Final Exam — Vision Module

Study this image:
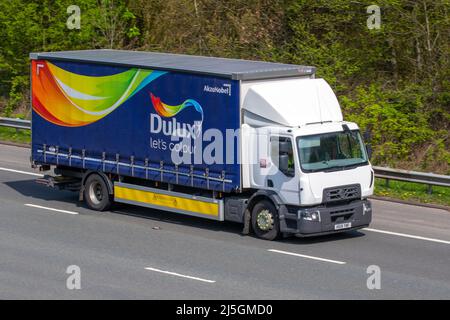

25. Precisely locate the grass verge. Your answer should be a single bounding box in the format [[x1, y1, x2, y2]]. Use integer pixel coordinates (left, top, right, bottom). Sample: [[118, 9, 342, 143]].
[[0, 126, 31, 144], [374, 178, 450, 207]]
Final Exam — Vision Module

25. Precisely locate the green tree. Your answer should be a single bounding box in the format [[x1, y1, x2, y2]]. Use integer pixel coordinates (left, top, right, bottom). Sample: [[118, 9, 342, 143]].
[[0, 0, 448, 172]]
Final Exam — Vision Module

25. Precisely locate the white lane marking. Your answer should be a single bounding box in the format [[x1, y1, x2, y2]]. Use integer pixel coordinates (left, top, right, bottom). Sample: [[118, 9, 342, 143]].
[[268, 249, 346, 265], [25, 204, 78, 215], [363, 228, 450, 245], [145, 267, 216, 283], [0, 167, 43, 177]]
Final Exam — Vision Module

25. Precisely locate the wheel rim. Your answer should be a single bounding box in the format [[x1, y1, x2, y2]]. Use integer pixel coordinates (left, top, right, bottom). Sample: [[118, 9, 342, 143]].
[[88, 181, 103, 205], [256, 209, 274, 231]]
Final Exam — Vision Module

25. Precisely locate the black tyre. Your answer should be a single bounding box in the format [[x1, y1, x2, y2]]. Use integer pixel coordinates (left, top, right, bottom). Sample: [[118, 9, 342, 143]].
[[84, 174, 112, 211], [251, 200, 280, 240]]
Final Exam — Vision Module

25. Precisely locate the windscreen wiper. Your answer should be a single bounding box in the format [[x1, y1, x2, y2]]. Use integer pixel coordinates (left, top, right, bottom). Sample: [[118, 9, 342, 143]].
[[323, 166, 345, 172], [323, 163, 362, 172], [343, 162, 366, 170]]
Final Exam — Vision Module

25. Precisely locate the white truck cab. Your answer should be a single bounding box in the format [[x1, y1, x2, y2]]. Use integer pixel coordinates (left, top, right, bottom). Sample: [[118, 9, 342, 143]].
[[238, 77, 373, 239]]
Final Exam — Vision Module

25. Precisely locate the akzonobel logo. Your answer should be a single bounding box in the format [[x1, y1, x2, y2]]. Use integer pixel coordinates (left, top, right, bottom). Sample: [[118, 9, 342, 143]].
[[203, 83, 231, 96]]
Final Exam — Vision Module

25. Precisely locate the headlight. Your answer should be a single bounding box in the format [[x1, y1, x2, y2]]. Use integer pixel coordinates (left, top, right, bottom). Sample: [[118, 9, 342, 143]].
[[299, 209, 321, 221], [363, 202, 372, 215]]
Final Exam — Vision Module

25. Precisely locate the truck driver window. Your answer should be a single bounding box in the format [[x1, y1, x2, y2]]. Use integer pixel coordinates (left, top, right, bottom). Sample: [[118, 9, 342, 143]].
[[271, 136, 294, 177], [297, 130, 368, 173]]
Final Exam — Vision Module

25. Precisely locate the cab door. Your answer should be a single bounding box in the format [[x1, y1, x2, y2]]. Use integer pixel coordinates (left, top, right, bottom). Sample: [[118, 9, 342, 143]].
[[266, 135, 300, 205]]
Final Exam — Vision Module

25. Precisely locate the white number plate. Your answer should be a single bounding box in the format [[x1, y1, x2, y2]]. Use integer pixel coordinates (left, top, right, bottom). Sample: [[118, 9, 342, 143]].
[[334, 222, 352, 230]]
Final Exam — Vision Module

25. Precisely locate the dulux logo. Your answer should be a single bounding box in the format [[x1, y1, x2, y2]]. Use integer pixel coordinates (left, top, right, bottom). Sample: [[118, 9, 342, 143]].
[[203, 83, 231, 96], [150, 93, 203, 139]]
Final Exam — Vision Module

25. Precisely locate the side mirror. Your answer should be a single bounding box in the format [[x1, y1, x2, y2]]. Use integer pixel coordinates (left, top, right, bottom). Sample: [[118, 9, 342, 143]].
[[366, 144, 372, 160], [363, 129, 372, 160], [363, 130, 371, 141], [279, 154, 290, 175]]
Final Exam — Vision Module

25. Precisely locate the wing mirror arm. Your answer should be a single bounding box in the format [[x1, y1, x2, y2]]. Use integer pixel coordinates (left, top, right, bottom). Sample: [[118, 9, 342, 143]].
[[363, 129, 372, 160]]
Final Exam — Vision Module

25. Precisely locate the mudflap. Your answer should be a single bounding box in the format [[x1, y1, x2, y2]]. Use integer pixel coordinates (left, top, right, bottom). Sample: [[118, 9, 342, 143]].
[[242, 208, 251, 235]]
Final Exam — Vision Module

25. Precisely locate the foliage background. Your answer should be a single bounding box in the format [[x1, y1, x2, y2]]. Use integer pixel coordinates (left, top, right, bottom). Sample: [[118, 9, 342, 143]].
[[0, 0, 448, 173]]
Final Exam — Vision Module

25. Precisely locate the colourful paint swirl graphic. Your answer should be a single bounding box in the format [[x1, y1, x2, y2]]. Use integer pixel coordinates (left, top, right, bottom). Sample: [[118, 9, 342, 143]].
[[32, 60, 166, 127], [150, 93, 203, 123]]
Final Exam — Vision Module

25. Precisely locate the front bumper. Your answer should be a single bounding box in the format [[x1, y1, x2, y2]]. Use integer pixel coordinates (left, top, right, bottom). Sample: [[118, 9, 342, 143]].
[[279, 199, 372, 236]]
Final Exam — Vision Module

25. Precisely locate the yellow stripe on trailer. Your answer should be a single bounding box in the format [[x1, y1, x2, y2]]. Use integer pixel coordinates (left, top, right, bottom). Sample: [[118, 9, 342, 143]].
[[114, 183, 221, 219]]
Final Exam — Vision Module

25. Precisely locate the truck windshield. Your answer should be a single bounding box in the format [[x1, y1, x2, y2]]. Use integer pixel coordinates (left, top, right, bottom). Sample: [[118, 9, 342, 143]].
[[297, 130, 368, 173]]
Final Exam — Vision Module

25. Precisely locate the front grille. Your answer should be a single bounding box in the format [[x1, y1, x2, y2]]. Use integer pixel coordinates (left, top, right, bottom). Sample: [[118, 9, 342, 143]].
[[330, 207, 355, 222], [323, 184, 361, 203]]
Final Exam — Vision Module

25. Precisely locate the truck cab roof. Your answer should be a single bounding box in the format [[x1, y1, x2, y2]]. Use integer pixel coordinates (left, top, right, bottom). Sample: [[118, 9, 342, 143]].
[[242, 78, 343, 127]]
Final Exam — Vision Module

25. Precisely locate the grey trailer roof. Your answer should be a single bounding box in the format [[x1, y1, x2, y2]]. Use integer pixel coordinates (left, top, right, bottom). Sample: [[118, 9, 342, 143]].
[[30, 49, 315, 81]]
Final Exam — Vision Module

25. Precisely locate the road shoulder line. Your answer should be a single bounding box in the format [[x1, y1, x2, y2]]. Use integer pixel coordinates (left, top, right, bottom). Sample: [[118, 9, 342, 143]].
[[25, 203, 78, 215], [145, 267, 216, 283], [0, 166, 43, 177], [363, 228, 450, 245], [268, 249, 346, 265]]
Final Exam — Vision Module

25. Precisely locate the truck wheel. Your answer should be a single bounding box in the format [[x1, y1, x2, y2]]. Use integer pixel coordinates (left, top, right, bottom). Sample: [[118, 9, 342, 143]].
[[251, 200, 280, 240], [84, 174, 112, 211]]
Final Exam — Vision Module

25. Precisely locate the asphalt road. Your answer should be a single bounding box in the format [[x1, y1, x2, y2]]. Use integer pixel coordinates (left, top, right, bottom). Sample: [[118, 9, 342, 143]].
[[0, 144, 449, 299]]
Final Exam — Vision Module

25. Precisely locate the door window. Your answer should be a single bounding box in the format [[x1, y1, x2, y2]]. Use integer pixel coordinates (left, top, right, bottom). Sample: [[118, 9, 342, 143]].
[[270, 136, 294, 177]]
